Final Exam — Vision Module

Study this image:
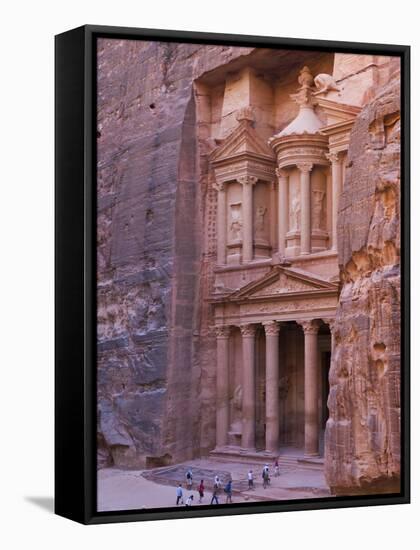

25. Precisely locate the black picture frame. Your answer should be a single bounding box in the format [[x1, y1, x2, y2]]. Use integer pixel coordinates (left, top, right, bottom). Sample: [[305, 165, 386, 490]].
[[55, 24, 410, 525]]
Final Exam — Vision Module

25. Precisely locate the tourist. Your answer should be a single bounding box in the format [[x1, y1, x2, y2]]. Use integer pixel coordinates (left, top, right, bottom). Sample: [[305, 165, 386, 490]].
[[185, 494, 194, 507], [176, 484, 184, 505], [224, 479, 233, 503], [214, 474, 221, 488], [247, 469, 254, 490], [186, 468, 193, 490], [198, 479, 205, 503], [262, 464, 270, 489], [274, 458, 280, 477], [210, 484, 219, 505]]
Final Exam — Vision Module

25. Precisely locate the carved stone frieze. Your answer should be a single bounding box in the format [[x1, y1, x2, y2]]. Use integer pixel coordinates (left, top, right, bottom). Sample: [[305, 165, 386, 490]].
[[240, 296, 337, 316]]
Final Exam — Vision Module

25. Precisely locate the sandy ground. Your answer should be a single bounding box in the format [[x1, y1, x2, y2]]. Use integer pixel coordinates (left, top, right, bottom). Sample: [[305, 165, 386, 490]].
[[97, 457, 330, 512]]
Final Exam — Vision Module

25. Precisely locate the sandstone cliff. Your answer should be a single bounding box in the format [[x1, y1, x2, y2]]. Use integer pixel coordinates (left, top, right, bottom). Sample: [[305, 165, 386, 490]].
[[96, 39, 253, 468], [325, 67, 401, 494]]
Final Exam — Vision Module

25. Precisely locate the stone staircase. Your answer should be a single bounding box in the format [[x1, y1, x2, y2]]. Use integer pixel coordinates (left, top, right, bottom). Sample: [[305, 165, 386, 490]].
[[209, 446, 324, 471]]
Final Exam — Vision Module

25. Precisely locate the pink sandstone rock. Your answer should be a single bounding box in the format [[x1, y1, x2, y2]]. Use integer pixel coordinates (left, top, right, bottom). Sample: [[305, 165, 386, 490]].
[[325, 67, 401, 495]]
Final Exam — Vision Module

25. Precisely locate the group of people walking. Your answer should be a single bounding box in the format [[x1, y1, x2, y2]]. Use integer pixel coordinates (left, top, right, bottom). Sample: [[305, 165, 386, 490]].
[[247, 459, 280, 490], [175, 470, 233, 506], [175, 459, 281, 507]]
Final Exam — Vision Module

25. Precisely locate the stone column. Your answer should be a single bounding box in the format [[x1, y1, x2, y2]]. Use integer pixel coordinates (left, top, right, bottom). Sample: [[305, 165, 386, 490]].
[[297, 163, 313, 255], [326, 152, 343, 251], [276, 168, 289, 256], [215, 325, 231, 449], [323, 316, 336, 385], [263, 321, 281, 453], [269, 180, 277, 251], [214, 181, 227, 265], [238, 175, 257, 263], [240, 323, 257, 450], [322, 317, 336, 356], [299, 320, 321, 456]]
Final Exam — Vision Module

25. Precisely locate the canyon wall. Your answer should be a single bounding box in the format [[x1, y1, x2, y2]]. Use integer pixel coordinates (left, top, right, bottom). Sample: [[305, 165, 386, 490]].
[[96, 39, 253, 468], [325, 62, 401, 494]]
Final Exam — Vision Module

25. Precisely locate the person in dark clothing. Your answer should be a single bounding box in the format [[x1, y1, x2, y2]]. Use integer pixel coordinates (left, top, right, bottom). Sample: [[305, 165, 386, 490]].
[[210, 484, 219, 505], [224, 479, 233, 503]]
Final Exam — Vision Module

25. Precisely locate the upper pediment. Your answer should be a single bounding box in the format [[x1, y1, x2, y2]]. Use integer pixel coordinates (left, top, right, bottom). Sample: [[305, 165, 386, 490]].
[[210, 119, 275, 164], [316, 97, 361, 127], [229, 266, 338, 301]]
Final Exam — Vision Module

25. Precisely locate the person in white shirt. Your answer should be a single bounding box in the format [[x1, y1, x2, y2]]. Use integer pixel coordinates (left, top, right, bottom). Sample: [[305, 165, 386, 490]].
[[176, 484, 183, 505], [185, 495, 194, 506], [247, 469, 254, 490]]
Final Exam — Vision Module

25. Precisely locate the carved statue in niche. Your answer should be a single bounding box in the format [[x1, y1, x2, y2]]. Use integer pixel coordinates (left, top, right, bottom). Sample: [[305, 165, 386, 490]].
[[312, 189, 325, 230], [229, 203, 242, 241], [229, 384, 243, 435], [255, 205, 267, 237], [290, 193, 301, 231]]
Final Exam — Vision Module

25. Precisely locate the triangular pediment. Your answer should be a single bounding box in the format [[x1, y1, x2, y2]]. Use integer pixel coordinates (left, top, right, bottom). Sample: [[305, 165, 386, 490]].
[[210, 120, 275, 163], [229, 266, 337, 301], [316, 97, 361, 127]]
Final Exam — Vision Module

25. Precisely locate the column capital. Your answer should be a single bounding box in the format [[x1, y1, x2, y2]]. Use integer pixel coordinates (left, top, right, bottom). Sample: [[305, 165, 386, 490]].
[[262, 320, 281, 336], [212, 180, 227, 192], [296, 162, 313, 174], [239, 323, 258, 337], [214, 325, 231, 338], [325, 151, 342, 164], [298, 319, 322, 335], [237, 175, 258, 186], [275, 167, 289, 180], [322, 317, 336, 333]]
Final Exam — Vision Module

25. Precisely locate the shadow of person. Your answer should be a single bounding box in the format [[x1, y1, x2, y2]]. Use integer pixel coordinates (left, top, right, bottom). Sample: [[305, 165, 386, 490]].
[[25, 496, 54, 514]]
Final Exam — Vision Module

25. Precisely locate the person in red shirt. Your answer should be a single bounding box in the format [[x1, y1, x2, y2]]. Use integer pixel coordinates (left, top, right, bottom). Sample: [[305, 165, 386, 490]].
[[198, 479, 205, 503]]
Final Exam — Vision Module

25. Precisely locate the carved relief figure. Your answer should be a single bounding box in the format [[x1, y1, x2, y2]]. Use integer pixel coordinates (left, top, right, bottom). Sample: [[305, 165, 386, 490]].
[[232, 384, 242, 411], [313, 73, 341, 95], [312, 190, 325, 229], [229, 203, 242, 241], [229, 384, 243, 435], [255, 205, 267, 237], [290, 193, 301, 230]]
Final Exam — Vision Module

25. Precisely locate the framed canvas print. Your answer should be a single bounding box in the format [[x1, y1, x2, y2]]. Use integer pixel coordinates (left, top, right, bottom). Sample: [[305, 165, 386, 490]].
[[55, 25, 410, 525]]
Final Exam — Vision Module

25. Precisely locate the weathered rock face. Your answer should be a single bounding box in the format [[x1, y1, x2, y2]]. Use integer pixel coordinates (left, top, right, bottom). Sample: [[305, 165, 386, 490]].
[[325, 67, 401, 494], [96, 39, 254, 468]]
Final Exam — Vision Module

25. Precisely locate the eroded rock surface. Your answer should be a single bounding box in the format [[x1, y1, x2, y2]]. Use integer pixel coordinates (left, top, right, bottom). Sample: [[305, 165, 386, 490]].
[[97, 39, 253, 468], [325, 69, 401, 495]]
